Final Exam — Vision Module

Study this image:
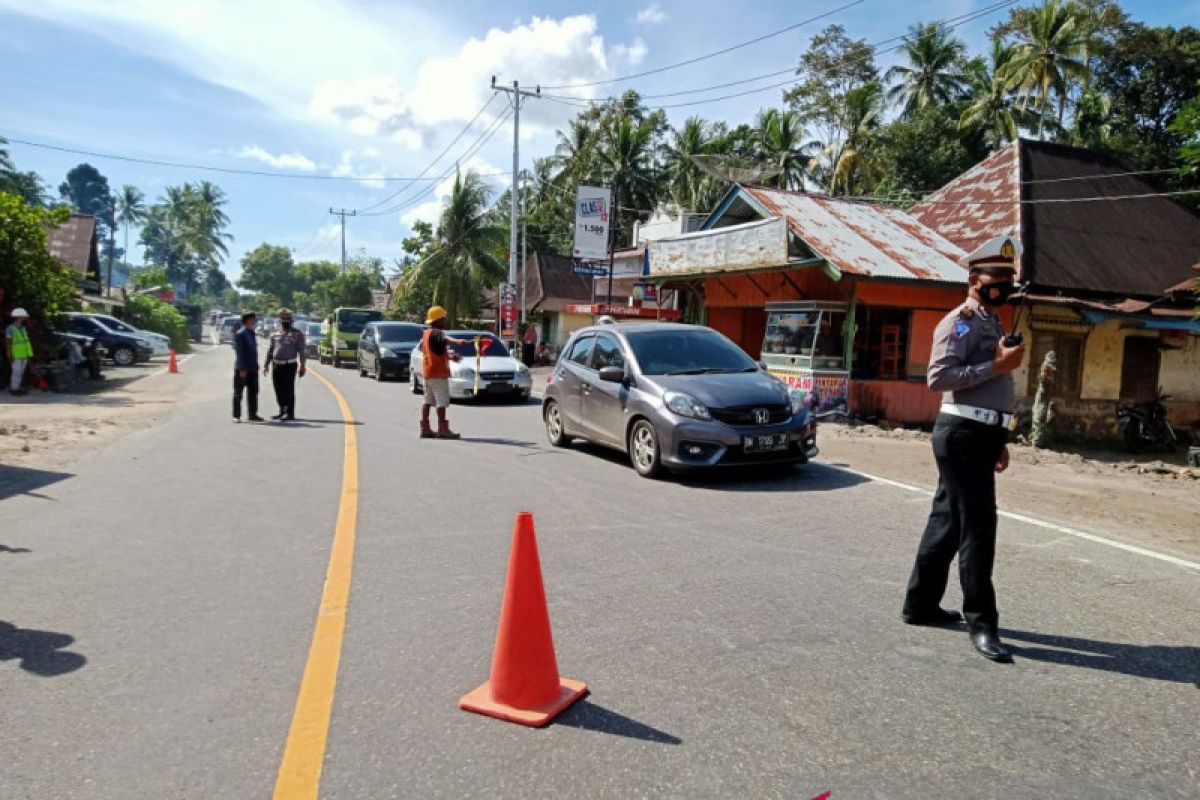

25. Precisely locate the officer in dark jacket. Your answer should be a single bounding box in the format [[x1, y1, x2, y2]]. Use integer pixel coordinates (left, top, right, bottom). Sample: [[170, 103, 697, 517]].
[[233, 311, 263, 422], [902, 236, 1026, 663], [263, 308, 306, 421]]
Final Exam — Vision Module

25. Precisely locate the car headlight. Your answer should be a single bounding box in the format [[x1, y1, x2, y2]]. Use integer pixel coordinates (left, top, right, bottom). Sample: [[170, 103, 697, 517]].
[[516, 363, 530, 375], [456, 365, 475, 379], [664, 390, 711, 420], [379, 346, 396, 358], [789, 388, 808, 415]]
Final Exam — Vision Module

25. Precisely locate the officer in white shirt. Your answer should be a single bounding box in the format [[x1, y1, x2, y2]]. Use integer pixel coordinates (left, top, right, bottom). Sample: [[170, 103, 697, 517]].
[[902, 235, 1026, 663]]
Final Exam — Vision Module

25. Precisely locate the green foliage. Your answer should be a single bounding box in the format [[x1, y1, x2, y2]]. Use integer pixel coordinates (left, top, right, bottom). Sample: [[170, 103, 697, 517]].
[[0, 141, 47, 207], [785, 24, 879, 149], [876, 103, 990, 197], [0, 192, 77, 326], [121, 294, 189, 350], [312, 270, 374, 312], [59, 163, 115, 234], [238, 244, 296, 303], [139, 181, 232, 296], [885, 22, 968, 117], [131, 266, 169, 289]]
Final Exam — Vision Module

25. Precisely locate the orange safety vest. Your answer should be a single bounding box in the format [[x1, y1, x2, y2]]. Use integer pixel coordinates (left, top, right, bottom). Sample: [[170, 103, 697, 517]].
[[422, 328, 451, 379]]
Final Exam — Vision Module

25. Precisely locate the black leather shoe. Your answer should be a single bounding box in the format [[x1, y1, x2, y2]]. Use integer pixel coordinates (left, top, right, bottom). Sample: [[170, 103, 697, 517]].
[[271, 412, 285, 420], [970, 629, 1013, 663], [248, 415, 265, 422], [902, 607, 963, 627]]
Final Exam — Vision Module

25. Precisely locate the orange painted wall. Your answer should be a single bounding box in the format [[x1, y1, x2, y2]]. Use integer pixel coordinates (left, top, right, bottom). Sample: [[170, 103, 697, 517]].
[[851, 380, 943, 423]]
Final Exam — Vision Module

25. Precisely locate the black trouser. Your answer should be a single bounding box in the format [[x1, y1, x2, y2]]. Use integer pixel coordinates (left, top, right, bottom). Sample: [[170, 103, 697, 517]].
[[904, 413, 1008, 631], [233, 369, 259, 419], [271, 362, 298, 416], [522, 342, 535, 366]]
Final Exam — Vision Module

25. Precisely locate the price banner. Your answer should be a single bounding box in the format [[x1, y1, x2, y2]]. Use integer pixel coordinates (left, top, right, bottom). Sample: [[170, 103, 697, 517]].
[[573, 185, 611, 261]]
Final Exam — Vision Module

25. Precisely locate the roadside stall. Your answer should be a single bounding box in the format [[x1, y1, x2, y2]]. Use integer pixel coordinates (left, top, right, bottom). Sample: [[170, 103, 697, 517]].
[[760, 301, 850, 414]]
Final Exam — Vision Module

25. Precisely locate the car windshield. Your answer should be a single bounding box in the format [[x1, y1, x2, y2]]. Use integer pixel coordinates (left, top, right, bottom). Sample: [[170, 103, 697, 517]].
[[97, 316, 135, 333], [625, 328, 757, 376], [446, 334, 509, 358], [306, 323, 324, 337], [336, 309, 382, 333], [376, 323, 422, 343], [222, 319, 238, 330]]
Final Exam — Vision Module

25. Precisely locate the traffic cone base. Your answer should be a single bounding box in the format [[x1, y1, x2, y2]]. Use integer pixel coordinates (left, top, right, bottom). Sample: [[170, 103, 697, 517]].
[[459, 676, 587, 728], [167, 348, 179, 373]]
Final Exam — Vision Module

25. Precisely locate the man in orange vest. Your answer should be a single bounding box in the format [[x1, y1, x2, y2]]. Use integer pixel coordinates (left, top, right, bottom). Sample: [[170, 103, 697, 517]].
[[419, 305, 470, 439]]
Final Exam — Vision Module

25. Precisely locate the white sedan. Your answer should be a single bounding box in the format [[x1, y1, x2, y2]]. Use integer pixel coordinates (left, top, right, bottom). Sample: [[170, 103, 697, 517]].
[[409, 330, 533, 401], [84, 313, 170, 357]]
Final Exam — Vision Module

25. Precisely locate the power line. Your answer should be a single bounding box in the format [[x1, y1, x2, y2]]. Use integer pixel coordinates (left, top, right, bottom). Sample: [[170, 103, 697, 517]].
[[351, 95, 499, 213], [540, 0, 867, 90], [0, 134, 505, 182], [854, 188, 1200, 205]]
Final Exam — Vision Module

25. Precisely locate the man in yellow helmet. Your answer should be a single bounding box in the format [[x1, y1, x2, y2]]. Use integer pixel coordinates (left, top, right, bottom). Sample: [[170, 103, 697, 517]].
[[418, 305, 469, 439]]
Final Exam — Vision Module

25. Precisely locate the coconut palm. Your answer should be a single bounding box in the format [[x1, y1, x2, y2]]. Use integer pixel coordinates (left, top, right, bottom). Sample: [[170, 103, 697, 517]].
[[411, 169, 506, 325], [959, 39, 1028, 149], [663, 116, 717, 210], [594, 114, 658, 246], [553, 119, 596, 188], [115, 185, 147, 273], [1001, 0, 1087, 140], [885, 22, 968, 117], [826, 82, 885, 196], [753, 108, 814, 191]]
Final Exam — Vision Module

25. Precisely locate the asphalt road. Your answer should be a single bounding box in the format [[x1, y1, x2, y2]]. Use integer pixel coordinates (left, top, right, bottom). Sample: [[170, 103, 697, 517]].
[[3, 343, 1198, 799]]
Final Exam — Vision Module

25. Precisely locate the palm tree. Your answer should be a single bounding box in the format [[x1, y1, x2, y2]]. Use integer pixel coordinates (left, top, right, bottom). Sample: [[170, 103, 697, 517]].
[[411, 169, 506, 325], [553, 119, 596, 189], [115, 185, 147, 276], [1001, 0, 1087, 140], [664, 116, 716, 211], [959, 39, 1028, 149], [753, 108, 813, 191], [595, 114, 658, 246], [885, 22, 968, 117], [826, 82, 884, 196]]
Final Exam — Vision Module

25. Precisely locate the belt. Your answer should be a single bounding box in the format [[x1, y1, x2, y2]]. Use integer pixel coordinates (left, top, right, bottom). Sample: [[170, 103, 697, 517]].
[[941, 403, 1014, 429], [273, 358, 297, 365]]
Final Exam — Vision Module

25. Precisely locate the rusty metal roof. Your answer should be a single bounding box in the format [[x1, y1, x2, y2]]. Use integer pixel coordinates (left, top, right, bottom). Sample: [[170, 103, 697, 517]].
[[46, 212, 100, 278], [908, 143, 1018, 257], [739, 186, 967, 282]]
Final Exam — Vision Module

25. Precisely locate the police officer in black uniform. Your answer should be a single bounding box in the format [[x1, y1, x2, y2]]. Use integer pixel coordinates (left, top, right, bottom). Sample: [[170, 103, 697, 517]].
[[902, 235, 1026, 663], [263, 308, 307, 421]]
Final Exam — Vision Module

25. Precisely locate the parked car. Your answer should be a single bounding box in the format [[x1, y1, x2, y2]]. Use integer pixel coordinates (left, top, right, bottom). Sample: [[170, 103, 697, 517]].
[[409, 330, 533, 401], [542, 322, 818, 478], [81, 313, 170, 358], [357, 321, 422, 381], [215, 316, 240, 345], [63, 314, 154, 366], [303, 321, 324, 358]]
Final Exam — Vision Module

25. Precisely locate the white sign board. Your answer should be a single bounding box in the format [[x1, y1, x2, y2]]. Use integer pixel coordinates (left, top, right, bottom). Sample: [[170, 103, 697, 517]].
[[648, 217, 788, 277], [573, 185, 612, 261]]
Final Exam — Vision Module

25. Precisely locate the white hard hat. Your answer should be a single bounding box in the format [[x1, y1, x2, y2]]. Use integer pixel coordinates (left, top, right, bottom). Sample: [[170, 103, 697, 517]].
[[11, 307, 29, 318]]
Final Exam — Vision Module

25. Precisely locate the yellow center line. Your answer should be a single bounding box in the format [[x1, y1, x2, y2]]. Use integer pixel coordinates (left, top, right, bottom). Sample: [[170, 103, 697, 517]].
[[273, 367, 358, 800]]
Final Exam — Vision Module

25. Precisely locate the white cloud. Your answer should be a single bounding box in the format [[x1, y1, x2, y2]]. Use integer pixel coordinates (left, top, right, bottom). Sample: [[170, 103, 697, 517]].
[[400, 156, 507, 227], [330, 149, 388, 189], [635, 3, 669, 26], [612, 38, 648, 67], [232, 145, 316, 171]]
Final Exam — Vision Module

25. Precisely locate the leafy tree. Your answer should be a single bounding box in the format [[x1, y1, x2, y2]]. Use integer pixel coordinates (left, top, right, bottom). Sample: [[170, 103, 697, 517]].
[[877, 103, 989, 198], [312, 270, 374, 313], [0, 140, 46, 206], [238, 244, 297, 303], [1001, 0, 1088, 139], [59, 163, 115, 235], [959, 39, 1031, 149], [886, 22, 968, 117], [131, 265, 169, 289], [785, 25, 879, 150], [139, 181, 233, 296], [1171, 88, 1200, 169], [595, 113, 659, 246], [0, 192, 76, 328], [122, 294, 188, 349], [825, 82, 885, 195]]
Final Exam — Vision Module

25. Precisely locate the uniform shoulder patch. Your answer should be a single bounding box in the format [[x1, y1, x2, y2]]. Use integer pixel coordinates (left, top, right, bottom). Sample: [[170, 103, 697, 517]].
[[959, 305, 974, 319], [953, 319, 971, 338]]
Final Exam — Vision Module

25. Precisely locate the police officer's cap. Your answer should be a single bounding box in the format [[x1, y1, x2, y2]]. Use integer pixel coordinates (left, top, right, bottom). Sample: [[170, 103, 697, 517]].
[[959, 235, 1022, 272]]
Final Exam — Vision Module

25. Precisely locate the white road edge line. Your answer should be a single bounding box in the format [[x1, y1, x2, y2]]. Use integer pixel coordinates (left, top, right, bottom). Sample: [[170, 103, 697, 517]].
[[823, 463, 1200, 573]]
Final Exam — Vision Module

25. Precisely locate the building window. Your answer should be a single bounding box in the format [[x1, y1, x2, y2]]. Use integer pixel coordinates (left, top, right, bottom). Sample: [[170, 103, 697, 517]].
[[1119, 336, 1161, 402], [1028, 332, 1084, 397], [851, 306, 910, 380]]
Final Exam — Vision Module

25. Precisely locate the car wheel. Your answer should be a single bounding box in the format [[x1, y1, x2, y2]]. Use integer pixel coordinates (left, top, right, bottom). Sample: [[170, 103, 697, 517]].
[[544, 400, 570, 447], [111, 346, 135, 367], [410, 371, 423, 394], [359, 357, 368, 377], [628, 419, 662, 478], [333, 354, 342, 368], [374, 359, 386, 382]]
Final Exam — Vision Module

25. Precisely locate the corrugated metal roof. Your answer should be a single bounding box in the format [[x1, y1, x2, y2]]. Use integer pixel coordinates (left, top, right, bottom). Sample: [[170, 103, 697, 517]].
[[908, 143, 1018, 257], [46, 213, 100, 277], [741, 186, 967, 282]]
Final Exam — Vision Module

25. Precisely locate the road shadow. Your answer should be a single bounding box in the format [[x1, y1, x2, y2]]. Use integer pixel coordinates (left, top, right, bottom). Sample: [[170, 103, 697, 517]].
[[0, 545, 32, 554], [556, 699, 682, 744], [457, 437, 540, 449], [1001, 628, 1200, 687], [0, 464, 73, 501], [677, 462, 871, 493], [0, 620, 87, 677]]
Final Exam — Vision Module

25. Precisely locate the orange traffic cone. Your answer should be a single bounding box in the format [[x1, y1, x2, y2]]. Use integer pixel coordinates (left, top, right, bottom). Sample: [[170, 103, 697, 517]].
[[168, 348, 179, 373], [459, 512, 587, 727]]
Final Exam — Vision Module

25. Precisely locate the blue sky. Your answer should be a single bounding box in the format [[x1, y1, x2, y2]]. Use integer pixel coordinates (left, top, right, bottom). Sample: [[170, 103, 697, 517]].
[[0, 0, 1190, 285]]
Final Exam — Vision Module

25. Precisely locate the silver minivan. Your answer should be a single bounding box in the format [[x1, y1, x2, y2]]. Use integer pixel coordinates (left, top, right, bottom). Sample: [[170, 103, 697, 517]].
[[542, 322, 818, 478]]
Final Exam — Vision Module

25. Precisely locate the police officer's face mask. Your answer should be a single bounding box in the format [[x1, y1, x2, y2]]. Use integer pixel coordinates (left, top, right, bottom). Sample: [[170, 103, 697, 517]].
[[281, 320, 292, 329], [979, 281, 1015, 307]]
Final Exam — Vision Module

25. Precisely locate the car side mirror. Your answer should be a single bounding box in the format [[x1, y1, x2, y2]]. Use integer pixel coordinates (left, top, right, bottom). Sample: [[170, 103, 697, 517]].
[[757, 361, 768, 371], [598, 366, 625, 384]]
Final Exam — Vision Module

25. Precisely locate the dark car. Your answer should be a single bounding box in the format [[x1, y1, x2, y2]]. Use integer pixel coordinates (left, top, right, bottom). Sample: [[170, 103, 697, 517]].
[[358, 321, 422, 381], [63, 314, 154, 366], [303, 321, 325, 358], [542, 322, 818, 478]]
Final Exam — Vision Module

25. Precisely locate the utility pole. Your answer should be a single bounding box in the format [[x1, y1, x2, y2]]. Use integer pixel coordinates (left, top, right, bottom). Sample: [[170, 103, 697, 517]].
[[491, 76, 540, 346], [329, 208, 356, 274]]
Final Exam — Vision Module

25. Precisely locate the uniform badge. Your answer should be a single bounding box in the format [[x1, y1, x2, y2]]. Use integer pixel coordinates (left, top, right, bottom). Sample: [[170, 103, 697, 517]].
[[960, 305, 974, 319], [953, 319, 970, 338]]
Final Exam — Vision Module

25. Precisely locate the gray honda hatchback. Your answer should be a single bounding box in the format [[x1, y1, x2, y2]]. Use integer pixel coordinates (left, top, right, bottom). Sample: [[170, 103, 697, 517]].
[[543, 321, 818, 478]]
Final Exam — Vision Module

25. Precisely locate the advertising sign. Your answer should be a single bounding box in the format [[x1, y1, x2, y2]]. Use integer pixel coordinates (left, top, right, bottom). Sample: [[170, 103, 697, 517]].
[[573, 185, 611, 261], [631, 283, 657, 303], [572, 263, 609, 277], [500, 283, 517, 338]]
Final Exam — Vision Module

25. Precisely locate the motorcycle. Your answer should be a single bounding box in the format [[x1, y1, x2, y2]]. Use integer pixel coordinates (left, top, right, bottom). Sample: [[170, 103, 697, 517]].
[[1116, 391, 1177, 453]]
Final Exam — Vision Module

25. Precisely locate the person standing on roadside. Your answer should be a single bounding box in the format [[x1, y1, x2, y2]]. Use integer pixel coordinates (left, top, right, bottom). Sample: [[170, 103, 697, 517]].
[[6, 308, 33, 396], [418, 305, 469, 439], [263, 308, 306, 421], [233, 311, 263, 422], [522, 321, 538, 367], [902, 235, 1026, 664]]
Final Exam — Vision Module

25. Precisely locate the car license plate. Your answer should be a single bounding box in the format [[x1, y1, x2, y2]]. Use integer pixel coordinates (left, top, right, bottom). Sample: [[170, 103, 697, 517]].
[[743, 433, 788, 453], [488, 382, 512, 394]]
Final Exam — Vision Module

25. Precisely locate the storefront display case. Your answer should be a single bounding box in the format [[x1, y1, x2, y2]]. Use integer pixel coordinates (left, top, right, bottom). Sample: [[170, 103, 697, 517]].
[[761, 301, 850, 413]]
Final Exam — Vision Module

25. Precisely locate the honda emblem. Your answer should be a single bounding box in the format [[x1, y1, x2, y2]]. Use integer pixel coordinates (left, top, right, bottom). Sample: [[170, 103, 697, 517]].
[[753, 408, 770, 425]]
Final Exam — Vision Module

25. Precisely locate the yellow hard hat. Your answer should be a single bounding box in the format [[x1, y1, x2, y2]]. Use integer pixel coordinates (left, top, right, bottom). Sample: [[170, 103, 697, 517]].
[[425, 305, 447, 324]]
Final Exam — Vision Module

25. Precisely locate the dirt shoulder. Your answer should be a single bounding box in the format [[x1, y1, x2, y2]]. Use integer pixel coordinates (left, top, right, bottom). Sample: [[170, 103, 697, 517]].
[[818, 422, 1200, 561]]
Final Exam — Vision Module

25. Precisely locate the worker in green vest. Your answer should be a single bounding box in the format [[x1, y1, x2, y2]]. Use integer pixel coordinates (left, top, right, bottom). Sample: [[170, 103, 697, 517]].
[[6, 307, 33, 396]]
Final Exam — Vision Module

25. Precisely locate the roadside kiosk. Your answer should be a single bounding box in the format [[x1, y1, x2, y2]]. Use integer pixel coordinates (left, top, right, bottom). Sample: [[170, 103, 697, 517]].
[[760, 301, 850, 414]]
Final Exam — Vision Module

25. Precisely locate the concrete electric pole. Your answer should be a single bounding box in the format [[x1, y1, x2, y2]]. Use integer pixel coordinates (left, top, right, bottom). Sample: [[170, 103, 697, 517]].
[[490, 77, 539, 344], [329, 208, 357, 274]]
